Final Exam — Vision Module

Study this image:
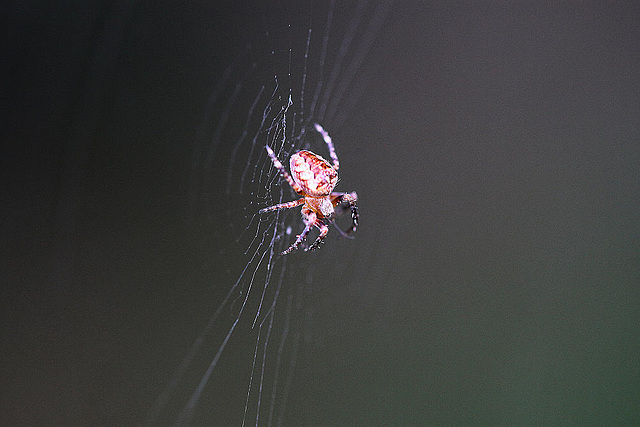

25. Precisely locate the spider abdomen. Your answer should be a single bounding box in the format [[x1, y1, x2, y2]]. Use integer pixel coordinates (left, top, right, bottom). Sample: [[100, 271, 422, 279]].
[[290, 150, 337, 197]]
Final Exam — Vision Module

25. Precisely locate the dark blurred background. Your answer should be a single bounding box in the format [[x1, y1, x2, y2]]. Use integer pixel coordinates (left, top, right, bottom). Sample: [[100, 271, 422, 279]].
[[2, 1, 639, 425]]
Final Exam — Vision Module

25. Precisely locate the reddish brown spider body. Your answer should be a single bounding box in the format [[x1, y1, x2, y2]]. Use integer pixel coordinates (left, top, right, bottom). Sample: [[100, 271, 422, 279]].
[[290, 151, 337, 197], [259, 124, 359, 255]]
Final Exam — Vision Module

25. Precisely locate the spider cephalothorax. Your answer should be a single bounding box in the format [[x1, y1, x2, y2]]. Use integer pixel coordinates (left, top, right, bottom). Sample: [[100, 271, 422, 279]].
[[259, 124, 358, 255]]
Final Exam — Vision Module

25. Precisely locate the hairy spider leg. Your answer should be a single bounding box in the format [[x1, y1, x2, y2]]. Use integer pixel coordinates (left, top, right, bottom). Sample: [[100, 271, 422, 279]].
[[306, 219, 329, 252], [280, 210, 314, 255], [331, 191, 359, 235], [259, 198, 304, 214], [281, 208, 327, 255], [314, 123, 340, 171], [265, 145, 304, 195]]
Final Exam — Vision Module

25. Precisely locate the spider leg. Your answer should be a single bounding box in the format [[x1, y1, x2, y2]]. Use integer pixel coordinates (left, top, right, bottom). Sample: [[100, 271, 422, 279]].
[[259, 198, 304, 214], [265, 145, 304, 195], [331, 191, 358, 235], [313, 123, 339, 170], [330, 219, 355, 239], [281, 208, 317, 255], [305, 219, 329, 252]]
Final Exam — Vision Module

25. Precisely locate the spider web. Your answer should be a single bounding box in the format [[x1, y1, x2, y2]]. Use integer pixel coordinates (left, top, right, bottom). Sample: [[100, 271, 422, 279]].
[[146, 1, 392, 425]]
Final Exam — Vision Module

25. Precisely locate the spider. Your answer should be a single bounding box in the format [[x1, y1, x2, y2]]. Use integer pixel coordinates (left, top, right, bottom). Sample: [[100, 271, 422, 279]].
[[260, 124, 359, 255]]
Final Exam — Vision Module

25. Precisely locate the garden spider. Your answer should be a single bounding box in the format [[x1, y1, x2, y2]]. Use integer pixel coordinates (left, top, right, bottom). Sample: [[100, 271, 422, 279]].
[[260, 124, 359, 255]]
